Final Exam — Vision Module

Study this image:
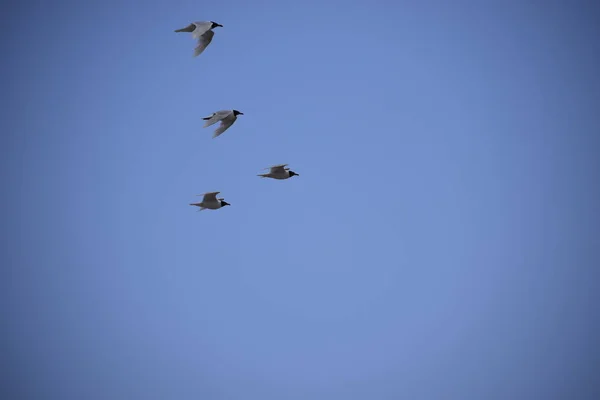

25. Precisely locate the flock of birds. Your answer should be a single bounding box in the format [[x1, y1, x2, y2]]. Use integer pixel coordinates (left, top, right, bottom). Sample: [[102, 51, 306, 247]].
[[175, 20, 300, 212]]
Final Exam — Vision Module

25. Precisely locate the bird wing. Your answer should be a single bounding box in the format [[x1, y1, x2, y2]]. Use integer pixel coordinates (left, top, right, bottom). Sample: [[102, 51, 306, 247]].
[[203, 110, 232, 127], [194, 29, 215, 57], [212, 114, 236, 138], [198, 192, 220, 202], [268, 164, 289, 174], [191, 21, 213, 39]]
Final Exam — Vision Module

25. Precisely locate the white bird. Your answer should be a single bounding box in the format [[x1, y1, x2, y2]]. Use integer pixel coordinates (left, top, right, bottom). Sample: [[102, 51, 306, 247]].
[[202, 110, 244, 138], [257, 164, 300, 180], [175, 21, 223, 57], [190, 192, 231, 211]]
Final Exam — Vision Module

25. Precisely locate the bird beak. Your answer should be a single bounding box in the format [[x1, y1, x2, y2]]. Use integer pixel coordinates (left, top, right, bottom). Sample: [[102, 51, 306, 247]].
[[238, 112, 244, 115], [216, 23, 223, 28]]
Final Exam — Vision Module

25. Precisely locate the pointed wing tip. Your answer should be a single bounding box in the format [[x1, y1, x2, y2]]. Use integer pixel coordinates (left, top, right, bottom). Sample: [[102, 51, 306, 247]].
[[212, 129, 226, 138]]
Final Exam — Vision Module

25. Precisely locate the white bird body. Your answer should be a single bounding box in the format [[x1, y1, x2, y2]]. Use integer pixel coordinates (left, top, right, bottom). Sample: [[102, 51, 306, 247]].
[[257, 164, 299, 180], [190, 192, 230, 211], [202, 109, 244, 138], [189, 21, 214, 39]]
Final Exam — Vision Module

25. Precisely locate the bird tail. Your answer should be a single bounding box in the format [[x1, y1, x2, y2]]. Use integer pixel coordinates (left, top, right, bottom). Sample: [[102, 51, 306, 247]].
[[190, 203, 206, 211]]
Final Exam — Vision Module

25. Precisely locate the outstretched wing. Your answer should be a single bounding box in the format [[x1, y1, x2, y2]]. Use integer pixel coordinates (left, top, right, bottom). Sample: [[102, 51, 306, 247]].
[[213, 115, 236, 138], [268, 164, 289, 174], [198, 191, 220, 202], [194, 29, 215, 57], [203, 110, 232, 127]]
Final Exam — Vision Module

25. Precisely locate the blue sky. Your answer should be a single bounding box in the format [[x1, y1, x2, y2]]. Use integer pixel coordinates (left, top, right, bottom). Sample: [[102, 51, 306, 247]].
[[2, 1, 600, 399]]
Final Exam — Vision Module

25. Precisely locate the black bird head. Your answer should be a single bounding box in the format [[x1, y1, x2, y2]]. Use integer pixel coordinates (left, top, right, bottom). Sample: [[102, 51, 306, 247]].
[[233, 110, 244, 116], [289, 170, 299, 177], [211, 21, 223, 28], [220, 200, 231, 207]]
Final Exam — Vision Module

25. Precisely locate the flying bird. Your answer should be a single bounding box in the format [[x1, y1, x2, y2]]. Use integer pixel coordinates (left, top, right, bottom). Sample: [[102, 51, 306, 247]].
[[175, 21, 223, 57], [257, 164, 300, 180], [190, 192, 230, 211], [202, 110, 244, 138]]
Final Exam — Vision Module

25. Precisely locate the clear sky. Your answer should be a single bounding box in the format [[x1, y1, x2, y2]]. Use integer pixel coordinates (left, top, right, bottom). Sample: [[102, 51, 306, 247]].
[[2, 1, 600, 399]]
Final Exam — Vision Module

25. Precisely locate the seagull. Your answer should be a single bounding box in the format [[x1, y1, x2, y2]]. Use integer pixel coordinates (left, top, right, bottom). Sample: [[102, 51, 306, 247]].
[[175, 21, 223, 57], [202, 110, 244, 138], [257, 164, 300, 180], [190, 192, 230, 211]]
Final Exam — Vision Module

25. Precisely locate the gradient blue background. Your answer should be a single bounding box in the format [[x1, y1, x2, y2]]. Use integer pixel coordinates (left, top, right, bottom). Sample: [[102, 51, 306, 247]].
[[2, 1, 600, 399]]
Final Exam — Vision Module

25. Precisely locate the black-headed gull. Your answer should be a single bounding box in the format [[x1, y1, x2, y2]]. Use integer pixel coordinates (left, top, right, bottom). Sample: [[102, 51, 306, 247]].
[[202, 110, 244, 138], [257, 164, 299, 180], [190, 192, 230, 211], [175, 21, 223, 57]]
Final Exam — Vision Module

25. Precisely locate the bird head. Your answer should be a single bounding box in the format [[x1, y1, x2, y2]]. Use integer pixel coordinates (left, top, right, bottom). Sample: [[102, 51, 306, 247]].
[[211, 21, 223, 28], [233, 110, 244, 116], [289, 170, 299, 177], [220, 200, 231, 207]]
